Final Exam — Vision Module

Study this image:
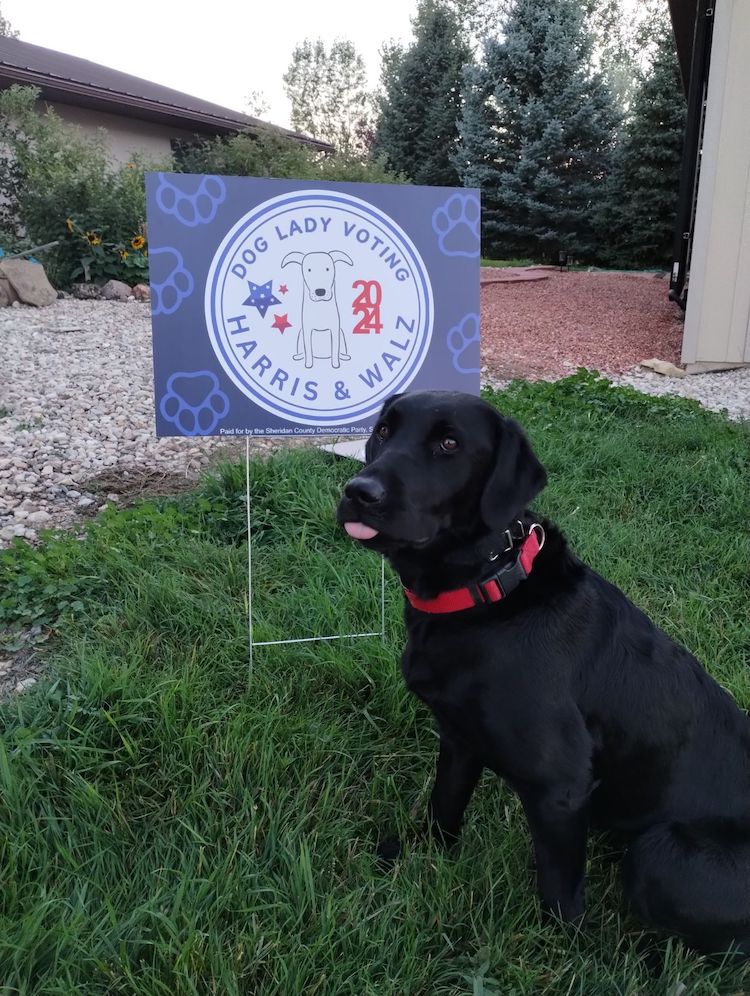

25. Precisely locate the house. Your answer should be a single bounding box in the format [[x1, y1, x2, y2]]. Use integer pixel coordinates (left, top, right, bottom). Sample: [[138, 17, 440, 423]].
[[669, 0, 749, 371], [0, 35, 331, 166]]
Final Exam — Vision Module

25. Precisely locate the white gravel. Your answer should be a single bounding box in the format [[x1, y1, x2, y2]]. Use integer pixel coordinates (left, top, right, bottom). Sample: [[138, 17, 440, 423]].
[[609, 367, 750, 422], [0, 299, 266, 548], [1, 299, 748, 550]]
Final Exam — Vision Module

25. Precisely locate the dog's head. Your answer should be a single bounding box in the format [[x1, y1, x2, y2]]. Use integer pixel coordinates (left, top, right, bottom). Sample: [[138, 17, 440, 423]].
[[337, 391, 546, 553], [281, 250, 353, 302]]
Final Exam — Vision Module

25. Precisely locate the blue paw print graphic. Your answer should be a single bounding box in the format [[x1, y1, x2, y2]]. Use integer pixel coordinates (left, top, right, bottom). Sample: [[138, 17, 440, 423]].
[[432, 194, 480, 257], [149, 247, 194, 316], [160, 371, 230, 436], [155, 173, 226, 227], [447, 313, 480, 374]]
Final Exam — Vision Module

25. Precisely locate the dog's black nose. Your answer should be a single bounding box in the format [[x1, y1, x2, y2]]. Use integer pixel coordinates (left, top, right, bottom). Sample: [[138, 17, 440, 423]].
[[315, 288, 326, 297], [345, 476, 385, 505]]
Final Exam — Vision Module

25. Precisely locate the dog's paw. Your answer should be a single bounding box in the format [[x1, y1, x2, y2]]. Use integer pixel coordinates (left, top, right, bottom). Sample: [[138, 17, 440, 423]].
[[375, 836, 402, 869], [155, 173, 226, 227], [159, 370, 230, 435], [149, 246, 194, 316], [447, 313, 480, 375], [432, 193, 480, 258], [540, 892, 586, 928]]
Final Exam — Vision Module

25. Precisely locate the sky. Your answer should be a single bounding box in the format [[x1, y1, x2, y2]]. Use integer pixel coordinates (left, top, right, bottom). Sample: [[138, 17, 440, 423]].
[[3, 0, 417, 128]]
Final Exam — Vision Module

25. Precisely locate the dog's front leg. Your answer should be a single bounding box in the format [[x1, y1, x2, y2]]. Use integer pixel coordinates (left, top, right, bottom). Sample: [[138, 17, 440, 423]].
[[518, 787, 589, 923], [428, 735, 484, 848], [375, 735, 481, 867]]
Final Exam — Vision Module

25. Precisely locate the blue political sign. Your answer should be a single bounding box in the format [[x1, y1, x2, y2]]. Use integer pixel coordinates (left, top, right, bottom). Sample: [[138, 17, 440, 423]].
[[146, 173, 479, 437]]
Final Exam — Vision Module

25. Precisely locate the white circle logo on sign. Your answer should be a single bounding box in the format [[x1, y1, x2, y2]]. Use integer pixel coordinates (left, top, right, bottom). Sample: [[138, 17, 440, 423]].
[[205, 190, 434, 426]]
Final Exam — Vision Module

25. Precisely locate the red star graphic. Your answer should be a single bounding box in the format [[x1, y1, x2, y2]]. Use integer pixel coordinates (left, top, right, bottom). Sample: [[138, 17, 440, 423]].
[[278, 284, 288, 294], [271, 313, 292, 334]]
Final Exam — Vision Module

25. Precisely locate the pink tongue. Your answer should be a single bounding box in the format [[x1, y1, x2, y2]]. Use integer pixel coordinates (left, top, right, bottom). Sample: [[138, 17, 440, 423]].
[[344, 522, 379, 541]]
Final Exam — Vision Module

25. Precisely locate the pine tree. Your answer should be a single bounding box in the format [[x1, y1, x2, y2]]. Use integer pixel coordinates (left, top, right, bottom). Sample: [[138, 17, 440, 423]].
[[457, 0, 620, 260], [375, 0, 471, 187], [602, 19, 686, 267]]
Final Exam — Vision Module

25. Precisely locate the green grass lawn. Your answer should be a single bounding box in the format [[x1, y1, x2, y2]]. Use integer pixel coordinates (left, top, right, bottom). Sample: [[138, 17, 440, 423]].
[[480, 257, 536, 268], [1, 373, 749, 995]]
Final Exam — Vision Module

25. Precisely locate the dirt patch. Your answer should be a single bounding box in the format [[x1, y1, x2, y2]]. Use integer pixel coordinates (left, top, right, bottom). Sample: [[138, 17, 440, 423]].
[[0, 647, 46, 700], [81, 437, 314, 509], [82, 468, 203, 508]]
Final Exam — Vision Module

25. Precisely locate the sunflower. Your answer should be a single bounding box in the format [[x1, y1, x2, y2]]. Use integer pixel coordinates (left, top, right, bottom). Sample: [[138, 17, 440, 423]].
[[86, 232, 102, 246], [66, 218, 74, 234], [131, 235, 146, 251], [120, 250, 129, 261]]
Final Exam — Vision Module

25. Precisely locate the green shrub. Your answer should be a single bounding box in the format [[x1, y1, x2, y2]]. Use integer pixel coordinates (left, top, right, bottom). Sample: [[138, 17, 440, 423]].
[[173, 128, 407, 185], [0, 85, 404, 289], [0, 85, 159, 287]]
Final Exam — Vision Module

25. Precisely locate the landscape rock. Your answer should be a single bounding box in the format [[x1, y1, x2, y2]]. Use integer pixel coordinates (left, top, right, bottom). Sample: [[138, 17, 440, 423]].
[[132, 283, 151, 302], [72, 283, 101, 300], [0, 259, 57, 307], [0, 277, 18, 307], [640, 358, 687, 379], [100, 279, 132, 302]]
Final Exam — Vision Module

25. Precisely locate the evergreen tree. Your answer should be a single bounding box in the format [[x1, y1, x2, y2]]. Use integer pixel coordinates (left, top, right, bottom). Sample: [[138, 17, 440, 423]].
[[603, 20, 686, 267], [457, 0, 620, 261], [375, 0, 471, 187], [444, 0, 506, 52]]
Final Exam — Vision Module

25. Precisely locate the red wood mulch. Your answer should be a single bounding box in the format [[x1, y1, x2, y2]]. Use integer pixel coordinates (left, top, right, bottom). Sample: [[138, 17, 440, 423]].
[[480, 271, 684, 380]]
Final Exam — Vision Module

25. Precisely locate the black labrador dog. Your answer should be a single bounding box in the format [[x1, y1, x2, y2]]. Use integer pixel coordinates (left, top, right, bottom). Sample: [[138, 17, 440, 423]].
[[337, 390, 750, 955]]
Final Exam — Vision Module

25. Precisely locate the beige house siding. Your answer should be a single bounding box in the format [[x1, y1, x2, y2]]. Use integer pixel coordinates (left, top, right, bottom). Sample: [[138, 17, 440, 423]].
[[682, 0, 750, 369], [48, 101, 201, 167]]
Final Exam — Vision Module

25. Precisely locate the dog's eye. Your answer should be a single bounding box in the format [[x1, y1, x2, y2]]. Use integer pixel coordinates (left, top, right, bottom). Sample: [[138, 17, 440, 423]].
[[376, 424, 389, 441], [440, 437, 459, 452]]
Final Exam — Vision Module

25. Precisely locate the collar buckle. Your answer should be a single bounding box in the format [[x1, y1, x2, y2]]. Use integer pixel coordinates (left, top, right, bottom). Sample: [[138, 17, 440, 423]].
[[489, 519, 526, 561], [403, 524, 545, 614], [487, 547, 529, 596]]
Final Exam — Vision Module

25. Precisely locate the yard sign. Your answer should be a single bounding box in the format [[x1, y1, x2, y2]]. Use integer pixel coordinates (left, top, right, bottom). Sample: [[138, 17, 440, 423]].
[[146, 173, 480, 437]]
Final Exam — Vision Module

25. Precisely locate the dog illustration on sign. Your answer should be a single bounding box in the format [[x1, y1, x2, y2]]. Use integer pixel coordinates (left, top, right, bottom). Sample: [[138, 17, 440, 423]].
[[281, 250, 353, 369]]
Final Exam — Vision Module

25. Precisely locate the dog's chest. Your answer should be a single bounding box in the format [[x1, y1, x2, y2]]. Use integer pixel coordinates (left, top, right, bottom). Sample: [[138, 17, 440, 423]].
[[400, 632, 490, 733]]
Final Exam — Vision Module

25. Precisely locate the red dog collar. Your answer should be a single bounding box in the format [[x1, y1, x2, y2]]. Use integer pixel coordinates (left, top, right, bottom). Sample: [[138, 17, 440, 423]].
[[404, 525, 545, 614]]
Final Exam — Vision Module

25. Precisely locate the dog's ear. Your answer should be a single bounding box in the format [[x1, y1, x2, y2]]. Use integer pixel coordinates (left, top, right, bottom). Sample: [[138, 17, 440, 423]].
[[281, 252, 304, 267], [330, 250, 353, 266], [480, 415, 547, 531], [364, 393, 402, 462]]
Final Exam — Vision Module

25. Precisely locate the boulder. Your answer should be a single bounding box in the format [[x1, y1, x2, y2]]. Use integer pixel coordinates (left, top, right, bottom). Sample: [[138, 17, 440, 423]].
[[100, 279, 132, 302], [132, 283, 151, 303], [0, 259, 56, 307], [72, 283, 101, 300], [0, 278, 18, 307]]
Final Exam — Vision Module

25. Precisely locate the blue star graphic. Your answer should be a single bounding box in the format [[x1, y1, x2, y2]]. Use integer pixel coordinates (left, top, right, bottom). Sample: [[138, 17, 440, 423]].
[[243, 279, 281, 318]]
